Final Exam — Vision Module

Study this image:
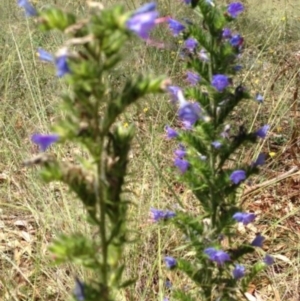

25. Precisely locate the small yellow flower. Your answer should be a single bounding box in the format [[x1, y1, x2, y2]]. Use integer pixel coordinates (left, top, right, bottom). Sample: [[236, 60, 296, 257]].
[[254, 78, 259, 84], [281, 16, 286, 21], [123, 122, 128, 128], [178, 40, 183, 45], [269, 152, 276, 158], [143, 107, 149, 113]]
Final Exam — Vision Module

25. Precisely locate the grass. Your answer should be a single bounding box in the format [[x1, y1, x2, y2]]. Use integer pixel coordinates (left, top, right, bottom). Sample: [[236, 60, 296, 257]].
[[1, 0, 300, 300]]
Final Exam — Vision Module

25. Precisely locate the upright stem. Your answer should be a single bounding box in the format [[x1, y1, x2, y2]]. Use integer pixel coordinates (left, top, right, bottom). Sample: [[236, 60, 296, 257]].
[[98, 147, 108, 287]]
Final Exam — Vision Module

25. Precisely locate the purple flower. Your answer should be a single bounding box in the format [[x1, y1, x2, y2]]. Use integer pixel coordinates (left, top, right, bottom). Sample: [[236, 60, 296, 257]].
[[31, 133, 59, 152], [168, 18, 185, 36], [178, 102, 201, 128], [222, 28, 232, 39], [183, 0, 191, 4], [211, 141, 222, 149], [234, 65, 243, 71], [255, 125, 270, 139], [204, 248, 230, 265], [164, 256, 177, 269], [233, 265, 245, 280], [150, 208, 176, 222], [233, 212, 256, 225], [230, 35, 244, 47], [55, 54, 70, 77], [73, 278, 85, 301], [264, 254, 274, 266], [37, 48, 70, 77], [37, 48, 54, 63], [126, 7, 158, 39], [230, 170, 246, 184], [199, 49, 209, 62], [227, 2, 244, 18], [132, 2, 156, 15], [251, 233, 265, 247], [18, 0, 37, 17], [168, 86, 182, 103], [174, 144, 186, 158], [165, 280, 172, 288], [165, 126, 178, 139], [174, 157, 189, 173], [220, 124, 231, 139], [211, 74, 230, 92], [255, 93, 264, 103], [186, 71, 200, 86], [252, 153, 266, 167], [184, 38, 198, 52]]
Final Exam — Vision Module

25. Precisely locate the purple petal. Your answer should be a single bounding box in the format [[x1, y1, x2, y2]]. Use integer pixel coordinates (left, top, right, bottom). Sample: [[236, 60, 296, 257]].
[[230, 170, 246, 184], [233, 212, 256, 225], [255, 125, 270, 139], [164, 256, 177, 269], [168, 18, 185, 36], [251, 233, 265, 247], [211, 74, 230, 92], [264, 254, 274, 266], [165, 126, 178, 139], [18, 0, 37, 17], [232, 264, 245, 279], [126, 11, 158, 39], [174, 157, 189, 173], [227, 2, 244, 18], [31, 133, 59, 152]]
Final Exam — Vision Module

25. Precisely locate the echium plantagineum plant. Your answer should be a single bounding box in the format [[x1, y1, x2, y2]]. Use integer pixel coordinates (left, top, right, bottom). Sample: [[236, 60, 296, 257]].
[[156, 1, 274, 300], [18, 1, 168, 300]]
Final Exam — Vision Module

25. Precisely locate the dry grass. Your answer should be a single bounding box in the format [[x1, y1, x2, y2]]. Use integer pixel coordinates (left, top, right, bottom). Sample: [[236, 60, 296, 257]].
[[1, 0, 300, 300]]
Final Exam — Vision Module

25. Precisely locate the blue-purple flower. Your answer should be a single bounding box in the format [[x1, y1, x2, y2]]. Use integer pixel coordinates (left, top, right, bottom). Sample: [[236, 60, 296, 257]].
[[211, 141, 222, 149], [73, 278, 85, 301], [199, 49, 209, 62], [164, 256, 177, 269], [132, 2, 156, 15], [255, 93, 264, 103], [184, 38, 198, 52], [31, 133, 59, 152], [204, 248, 230, 265], [227, 2, 244, 18], [230, 34, 244, 47], [251, 233, 265, 247], [230, 170, 246, 184], [255, 125, 270, 139], [186, 71, 200, 86], [165, 126, 178, 139], [183, 0, 191, 4], [233, 212, 256, 225], [55, 54, 70, 77], [220, 124, 231, 139], [37, 48, 70, 77], [174, 144, 186, 158], [232, 264, 245, 280], [222, 28, 232, 39], [264, 254, 274, 266], [37, 48, 54, 62], [168, 86, 182, 103], [126, 4, 158, 39], [211, 74, 230, 92], [150, 208, 176, 222], [178, 102, 201, 129], [252, 153, 266, 167], [18, 0, 37, 17], [234, 65, 243, 71], [168, 18, 185, 36], [174, 157, 189, 173]]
